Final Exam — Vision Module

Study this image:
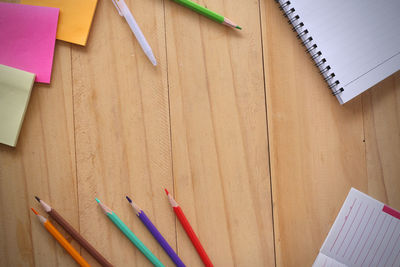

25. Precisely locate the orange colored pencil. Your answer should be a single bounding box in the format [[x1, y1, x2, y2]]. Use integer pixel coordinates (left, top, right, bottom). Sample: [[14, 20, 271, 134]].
[[31, 208, 91, 267]]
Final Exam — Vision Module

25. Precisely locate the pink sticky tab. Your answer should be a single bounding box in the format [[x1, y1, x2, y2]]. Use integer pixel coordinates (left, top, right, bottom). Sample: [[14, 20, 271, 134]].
[[383, 205, 400, 220], [0, 2, 59, 83]]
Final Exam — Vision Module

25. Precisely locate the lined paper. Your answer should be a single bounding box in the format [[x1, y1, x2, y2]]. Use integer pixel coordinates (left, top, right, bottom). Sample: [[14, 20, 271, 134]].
[[314, 253, 346, 267], [313, 188, 400, 267]]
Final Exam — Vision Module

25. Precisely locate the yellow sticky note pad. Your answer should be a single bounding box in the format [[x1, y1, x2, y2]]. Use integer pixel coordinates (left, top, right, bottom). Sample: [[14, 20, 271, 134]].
[[0, 65, 35, 147], [21, 0, 98, 46]]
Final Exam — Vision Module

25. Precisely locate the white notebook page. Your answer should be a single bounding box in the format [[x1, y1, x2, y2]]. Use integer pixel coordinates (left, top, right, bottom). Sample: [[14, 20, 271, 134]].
[[314, 252, 346, 267], [287, 0, 400, 103], [313, 188, 400, 267]]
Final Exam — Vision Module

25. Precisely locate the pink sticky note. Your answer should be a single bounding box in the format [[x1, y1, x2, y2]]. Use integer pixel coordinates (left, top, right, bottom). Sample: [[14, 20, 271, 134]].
[[0, 3, 59, 84]]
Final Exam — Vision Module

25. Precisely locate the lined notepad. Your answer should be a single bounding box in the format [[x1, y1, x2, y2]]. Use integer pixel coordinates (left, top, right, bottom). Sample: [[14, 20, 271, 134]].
[[313, 188, 400, 267], [276, 0, 400, 104], [0, 65, 35, 147]]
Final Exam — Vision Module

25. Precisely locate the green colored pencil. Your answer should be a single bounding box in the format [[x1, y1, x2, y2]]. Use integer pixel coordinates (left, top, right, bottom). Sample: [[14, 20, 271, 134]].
[[171, 0, 241, 30], [95, 198, 165, 267]]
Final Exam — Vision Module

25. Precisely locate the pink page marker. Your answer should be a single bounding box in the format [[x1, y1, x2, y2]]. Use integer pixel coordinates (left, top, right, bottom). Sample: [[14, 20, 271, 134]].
[[0, 2, 59, 83], [383, 205, 400, 220]]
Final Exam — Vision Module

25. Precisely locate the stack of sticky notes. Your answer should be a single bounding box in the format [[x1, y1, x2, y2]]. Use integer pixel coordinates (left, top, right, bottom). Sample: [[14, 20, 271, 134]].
[[0, 2, 59, 83], [0, 0, 98, 147], [21, 0, 98, 46], [0, 65, 35, 147], [0, 2, 58, 147]]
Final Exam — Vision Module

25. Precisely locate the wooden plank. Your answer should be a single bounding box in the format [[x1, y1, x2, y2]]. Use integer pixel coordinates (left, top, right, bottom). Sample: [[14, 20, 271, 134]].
[[2, 0, 399, 266], [0, 41, 78, 267], [260, 0, 371, 266], [164, 0, 275, 266], [363, 72, 400, 209], [71, 0, 174, 266]]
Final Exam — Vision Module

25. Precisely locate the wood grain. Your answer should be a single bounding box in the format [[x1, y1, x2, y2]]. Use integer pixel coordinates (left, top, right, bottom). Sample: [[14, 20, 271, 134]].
[[363, 72, 400, 209], [261, 0, 366, 266], [0, 42, 78, 267], [1, 0, 400, 266], [164, 0, 275, 266], [260, 0, 400, 266], [71, 0, 174, 266]]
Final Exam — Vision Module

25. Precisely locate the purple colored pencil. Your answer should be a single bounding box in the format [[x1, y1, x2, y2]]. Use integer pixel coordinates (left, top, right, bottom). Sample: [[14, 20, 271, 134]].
[[126, 196, 186, 267]]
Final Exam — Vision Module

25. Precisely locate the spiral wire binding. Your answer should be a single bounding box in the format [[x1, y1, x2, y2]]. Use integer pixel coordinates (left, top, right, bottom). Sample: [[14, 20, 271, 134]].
[[275, 0, 344, 96]]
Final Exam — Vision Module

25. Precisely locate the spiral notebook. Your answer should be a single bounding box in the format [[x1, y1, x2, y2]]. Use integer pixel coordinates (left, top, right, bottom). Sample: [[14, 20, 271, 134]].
[[313, 188, 400, 267], [276, 0, 400, 104]]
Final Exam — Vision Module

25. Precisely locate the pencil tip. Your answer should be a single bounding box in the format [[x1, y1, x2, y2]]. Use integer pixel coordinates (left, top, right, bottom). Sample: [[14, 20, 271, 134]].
[[95, 198, 100, 204], [31, 208, 38, 215], [126, 196, 132, 203], [164, 188, 169, 195], [34, 196, 40, 202], [236, 26, 242, 30], [148, 54, 157, 66]]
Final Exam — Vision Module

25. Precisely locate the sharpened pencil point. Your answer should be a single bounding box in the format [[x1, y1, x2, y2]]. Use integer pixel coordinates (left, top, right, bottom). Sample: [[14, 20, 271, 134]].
[[31, 208, 38, 215], [164, 188, 169, 195], [34, 196, 40, 202], [126, 196, 132, 203], [95, 198, 100, 204], [236, 26, 242, 30]]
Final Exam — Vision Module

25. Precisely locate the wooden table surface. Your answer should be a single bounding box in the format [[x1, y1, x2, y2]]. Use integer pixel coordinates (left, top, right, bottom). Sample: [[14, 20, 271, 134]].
[[1, 0, 399, 266]]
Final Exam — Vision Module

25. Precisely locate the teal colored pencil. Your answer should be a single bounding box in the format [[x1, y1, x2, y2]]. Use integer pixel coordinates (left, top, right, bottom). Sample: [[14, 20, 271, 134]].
[[95, 198, 165, 267], [171, 0, 241, 30]]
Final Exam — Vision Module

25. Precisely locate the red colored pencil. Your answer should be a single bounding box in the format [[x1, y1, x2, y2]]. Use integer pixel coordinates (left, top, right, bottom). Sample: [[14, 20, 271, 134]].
[[165, 189, 213, 267]]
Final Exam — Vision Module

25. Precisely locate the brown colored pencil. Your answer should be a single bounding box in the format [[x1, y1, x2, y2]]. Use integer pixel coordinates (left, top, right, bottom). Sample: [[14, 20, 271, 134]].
[[35, 196, 113, 267]]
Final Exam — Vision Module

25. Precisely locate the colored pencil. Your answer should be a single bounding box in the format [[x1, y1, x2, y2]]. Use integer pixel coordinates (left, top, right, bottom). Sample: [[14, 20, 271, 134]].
[[95, 198, 165, 267], [170, 0, 241, 30], [31, 208, 90, 267], [164, 189, 213, 267], [35, 196, 113, 267], [126, 196, 186, 267]]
